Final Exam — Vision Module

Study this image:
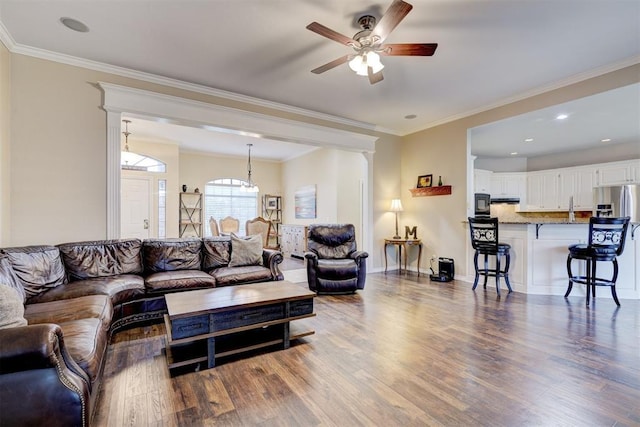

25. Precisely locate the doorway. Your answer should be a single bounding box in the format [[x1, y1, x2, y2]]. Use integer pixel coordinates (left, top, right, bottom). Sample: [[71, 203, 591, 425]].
[[121, 177, 151, 239]]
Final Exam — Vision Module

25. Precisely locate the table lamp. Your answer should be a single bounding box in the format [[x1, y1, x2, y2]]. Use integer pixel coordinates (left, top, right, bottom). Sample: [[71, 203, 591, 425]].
[[390, 199, 404, 239]]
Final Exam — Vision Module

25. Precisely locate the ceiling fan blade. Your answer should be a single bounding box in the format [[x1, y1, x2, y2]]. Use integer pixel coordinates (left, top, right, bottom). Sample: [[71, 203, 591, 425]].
[[368, 67, 384, 84], [381, 43, 438, 56], [306, 22, 356, 47], [370, 0, 413, 44], [311, 55, 350, 74]]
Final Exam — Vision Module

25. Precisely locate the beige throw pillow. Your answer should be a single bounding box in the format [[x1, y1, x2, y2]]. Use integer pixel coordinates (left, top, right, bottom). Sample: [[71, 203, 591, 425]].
[[0, 284, 28, 329], [229, 234, 263, 267]]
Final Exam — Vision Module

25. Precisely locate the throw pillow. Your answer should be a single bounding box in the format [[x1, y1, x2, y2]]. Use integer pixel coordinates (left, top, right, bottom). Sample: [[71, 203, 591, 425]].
[[229, 234, 263, 267], [0, 284, 28, 329]]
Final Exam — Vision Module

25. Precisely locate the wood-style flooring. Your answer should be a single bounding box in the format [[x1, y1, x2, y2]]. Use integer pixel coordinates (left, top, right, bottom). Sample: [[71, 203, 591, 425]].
[[93, 272, 640, 426]]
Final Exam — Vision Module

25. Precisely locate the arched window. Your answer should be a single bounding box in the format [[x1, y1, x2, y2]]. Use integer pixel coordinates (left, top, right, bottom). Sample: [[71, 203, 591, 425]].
[[121, 152, 166, 172], [204, 178, 258, 237]]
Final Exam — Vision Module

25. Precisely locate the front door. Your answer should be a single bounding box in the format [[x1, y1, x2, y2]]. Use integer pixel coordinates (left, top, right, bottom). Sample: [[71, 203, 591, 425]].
[[121, 177, 151, 239]]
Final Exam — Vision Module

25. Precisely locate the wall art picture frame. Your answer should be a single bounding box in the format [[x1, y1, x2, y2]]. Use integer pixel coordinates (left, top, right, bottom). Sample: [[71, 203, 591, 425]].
[[295, 185, 317, 219], [265, 196, 279, 210], [417, 174, 433, 188]]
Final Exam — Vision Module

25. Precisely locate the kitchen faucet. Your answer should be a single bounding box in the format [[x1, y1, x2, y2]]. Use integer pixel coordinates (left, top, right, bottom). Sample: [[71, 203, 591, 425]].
[[568, 196, 575, 223]]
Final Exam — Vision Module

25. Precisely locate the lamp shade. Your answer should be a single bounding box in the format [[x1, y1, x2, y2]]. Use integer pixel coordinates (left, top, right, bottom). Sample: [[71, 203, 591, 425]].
[[390, 199, 404, 212]]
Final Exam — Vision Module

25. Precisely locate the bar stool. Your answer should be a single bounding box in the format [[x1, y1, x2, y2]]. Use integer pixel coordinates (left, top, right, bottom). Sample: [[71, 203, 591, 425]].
[[566, 216, 630, 306], [468, 217, 513, 295]]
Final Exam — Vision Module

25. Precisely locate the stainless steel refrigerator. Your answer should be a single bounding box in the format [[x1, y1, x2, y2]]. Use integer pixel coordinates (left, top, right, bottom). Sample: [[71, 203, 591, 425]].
[[593, 184, 640, 223]]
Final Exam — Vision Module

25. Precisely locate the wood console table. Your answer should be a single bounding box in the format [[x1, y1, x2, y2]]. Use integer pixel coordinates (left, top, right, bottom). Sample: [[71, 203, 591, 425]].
[[384, 238, 423, 276]]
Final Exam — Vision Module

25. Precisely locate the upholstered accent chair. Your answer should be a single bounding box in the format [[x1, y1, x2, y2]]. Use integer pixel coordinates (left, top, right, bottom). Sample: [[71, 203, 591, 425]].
[[304, 224, 368, 294], [246, 217, 276, 249], [209, 217, 220, 236], [219, 216, 240, 235]]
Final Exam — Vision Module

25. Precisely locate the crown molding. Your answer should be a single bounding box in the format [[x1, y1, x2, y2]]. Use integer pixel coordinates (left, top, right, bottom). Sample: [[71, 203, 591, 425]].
[[405, 55, 640, 135], [1, 33, 384, 134], [0, 20, 15, 50], [3, 19, 635, 138]]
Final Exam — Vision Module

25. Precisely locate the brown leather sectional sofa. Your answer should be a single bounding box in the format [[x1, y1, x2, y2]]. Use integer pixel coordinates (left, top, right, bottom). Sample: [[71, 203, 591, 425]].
[[0, 237, 283, 427]]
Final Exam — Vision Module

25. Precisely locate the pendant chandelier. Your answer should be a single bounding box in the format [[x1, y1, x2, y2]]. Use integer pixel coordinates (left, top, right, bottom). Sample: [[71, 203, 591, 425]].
[[240, 143, 259, 193], [122, 119, 131, 152]]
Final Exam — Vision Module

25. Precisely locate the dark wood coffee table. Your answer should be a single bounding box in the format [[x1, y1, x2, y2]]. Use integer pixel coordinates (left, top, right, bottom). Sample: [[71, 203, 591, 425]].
[[164, 281, 315, 371]]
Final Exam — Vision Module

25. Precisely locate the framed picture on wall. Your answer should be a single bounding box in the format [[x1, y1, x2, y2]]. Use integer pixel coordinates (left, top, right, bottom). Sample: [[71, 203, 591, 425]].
[[265, 196, 279, 210], [295, 185, 317, 219], [417, 174, 433, 188]]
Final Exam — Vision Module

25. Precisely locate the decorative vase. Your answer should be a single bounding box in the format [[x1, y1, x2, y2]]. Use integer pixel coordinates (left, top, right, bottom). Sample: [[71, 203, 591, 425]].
[[182, 185, 187, 192], [438, 176, 443, 186]]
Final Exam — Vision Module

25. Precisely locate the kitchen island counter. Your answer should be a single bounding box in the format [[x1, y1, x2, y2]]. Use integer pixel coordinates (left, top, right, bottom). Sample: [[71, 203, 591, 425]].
[[464, 221, 639, 300]]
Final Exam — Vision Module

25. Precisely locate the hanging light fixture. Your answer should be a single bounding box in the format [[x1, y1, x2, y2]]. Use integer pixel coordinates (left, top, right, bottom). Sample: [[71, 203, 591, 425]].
[[122, 119, 131, 152], [348, 51, 384, 76], [240, 143, 260, 193]]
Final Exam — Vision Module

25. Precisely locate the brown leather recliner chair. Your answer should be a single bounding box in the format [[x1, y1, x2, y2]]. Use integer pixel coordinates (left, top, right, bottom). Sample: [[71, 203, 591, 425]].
[[304, 224, 368, 294]]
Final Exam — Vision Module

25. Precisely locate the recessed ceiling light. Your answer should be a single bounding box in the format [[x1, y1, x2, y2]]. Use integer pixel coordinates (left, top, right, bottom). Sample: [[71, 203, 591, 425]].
[[555, 113, 568, 120], [524, 138, 534, 142], [60, 17, 90, 33], [404, 114, 417, 119], [601, 138, 611, 142], [510, 152, 518, 156]]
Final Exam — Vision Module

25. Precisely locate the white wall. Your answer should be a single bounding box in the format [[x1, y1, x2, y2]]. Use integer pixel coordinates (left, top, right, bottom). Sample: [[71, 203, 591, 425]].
[[0, 42, 10, 246], [475, 157, 528, 172], [281, 147, 367, 247]]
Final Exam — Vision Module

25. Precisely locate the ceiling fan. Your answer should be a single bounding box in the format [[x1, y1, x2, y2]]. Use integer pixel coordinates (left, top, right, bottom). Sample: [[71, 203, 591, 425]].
[[306, 0, 438, 84]]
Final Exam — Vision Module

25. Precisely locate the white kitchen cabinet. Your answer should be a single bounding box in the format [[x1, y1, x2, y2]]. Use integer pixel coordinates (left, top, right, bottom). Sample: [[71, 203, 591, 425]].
[[526, 171, 559, 211], [558, 166, 596, 210], [490, 173, 526, 199], [595, 159, 640, 185], [474, 169, 492, 193]]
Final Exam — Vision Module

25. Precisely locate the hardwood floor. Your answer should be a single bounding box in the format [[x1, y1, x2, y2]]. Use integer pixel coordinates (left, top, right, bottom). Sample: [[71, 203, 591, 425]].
[[93, 273, 640, 426]]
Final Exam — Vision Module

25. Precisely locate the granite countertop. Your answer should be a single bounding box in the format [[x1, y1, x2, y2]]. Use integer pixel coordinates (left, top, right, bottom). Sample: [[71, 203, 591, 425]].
[[499, 219, 590, 224]]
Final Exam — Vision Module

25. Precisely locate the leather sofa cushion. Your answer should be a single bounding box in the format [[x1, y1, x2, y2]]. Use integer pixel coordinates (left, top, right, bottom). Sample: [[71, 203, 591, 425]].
[[0, 254, 26, 302], [145, 270, 216, 294], [316, 259, 358, 280], [2, 246, 67, 301], [24, 295, 113, 327], [202, 237, 231, 270], [26, 274, 145, 306], [143, 239, 202, 273], [58, 239, 143, 281], [58, 317, 109, 383], [211, 265, 272, 287]]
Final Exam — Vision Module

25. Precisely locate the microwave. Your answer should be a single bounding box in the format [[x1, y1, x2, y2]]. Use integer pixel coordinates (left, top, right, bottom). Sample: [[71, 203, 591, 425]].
[[474, 193, 491, 217]]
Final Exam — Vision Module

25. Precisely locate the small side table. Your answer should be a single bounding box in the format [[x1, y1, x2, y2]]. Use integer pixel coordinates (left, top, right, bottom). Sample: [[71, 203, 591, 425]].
[[384, 238, 423, 276]]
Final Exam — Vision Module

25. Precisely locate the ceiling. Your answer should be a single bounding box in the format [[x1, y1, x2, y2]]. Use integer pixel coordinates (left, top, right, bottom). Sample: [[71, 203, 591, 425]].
[[1, 0, 639, 160], [470, 82, 640, 158]]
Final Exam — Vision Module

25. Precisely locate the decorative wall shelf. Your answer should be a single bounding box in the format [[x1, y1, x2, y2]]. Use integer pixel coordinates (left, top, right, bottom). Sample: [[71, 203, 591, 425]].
[[409, 185, 452, 197]]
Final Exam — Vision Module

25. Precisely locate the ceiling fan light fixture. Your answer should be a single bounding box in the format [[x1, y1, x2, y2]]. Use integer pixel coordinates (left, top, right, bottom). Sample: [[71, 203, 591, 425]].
[[349, 51, 384, 76]]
